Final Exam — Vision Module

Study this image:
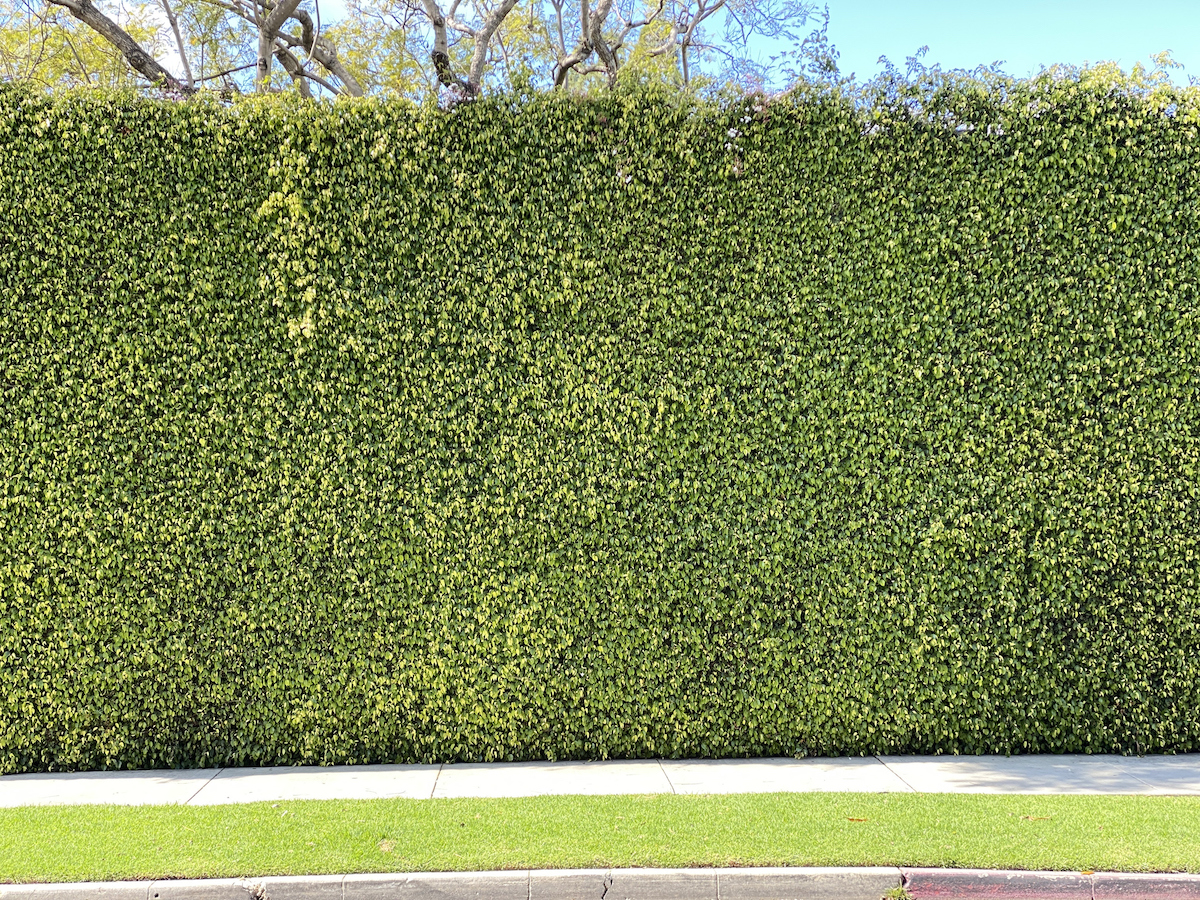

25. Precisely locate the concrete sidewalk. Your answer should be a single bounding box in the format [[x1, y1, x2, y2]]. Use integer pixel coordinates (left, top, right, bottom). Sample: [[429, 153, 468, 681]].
[[3, 754, 1199, 807]]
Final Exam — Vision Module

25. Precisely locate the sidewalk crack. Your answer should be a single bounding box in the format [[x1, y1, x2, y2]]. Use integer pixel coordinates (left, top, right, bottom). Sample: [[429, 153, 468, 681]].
[[430, 763, 443, 799], [184, 768, 223, 806], [875, 755, 918, 793], [658, 760, 676, 795]]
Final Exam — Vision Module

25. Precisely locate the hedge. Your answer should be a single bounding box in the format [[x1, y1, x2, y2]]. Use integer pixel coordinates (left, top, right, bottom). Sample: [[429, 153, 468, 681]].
[[1, 77, 1198, 773]]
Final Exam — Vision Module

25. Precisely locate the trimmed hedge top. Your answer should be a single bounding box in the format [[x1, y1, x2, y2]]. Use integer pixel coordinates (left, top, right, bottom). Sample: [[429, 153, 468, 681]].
[[1, 77, 1198, 773]]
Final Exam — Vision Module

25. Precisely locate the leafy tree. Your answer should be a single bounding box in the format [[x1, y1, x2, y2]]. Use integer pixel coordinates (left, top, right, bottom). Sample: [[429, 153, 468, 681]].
[[0, 0, 167, 87], [0, 0, 816, 98]]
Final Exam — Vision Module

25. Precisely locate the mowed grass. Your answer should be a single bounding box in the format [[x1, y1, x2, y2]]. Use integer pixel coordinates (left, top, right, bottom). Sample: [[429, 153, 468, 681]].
[[2, 792, 1199, 883]]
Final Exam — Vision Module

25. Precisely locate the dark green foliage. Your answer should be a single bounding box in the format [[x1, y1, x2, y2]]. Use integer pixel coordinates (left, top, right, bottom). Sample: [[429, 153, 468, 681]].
[[1, 78, 1198, 773]]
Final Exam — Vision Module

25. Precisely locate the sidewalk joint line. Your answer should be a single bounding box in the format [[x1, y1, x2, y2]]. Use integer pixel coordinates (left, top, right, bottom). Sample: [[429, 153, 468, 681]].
[[184, 768, 223, 806], [658, 759, 677, 795], [874, 755, 918, 793], [430, 763, 443, 799], [1118, 762, 1160, 792]]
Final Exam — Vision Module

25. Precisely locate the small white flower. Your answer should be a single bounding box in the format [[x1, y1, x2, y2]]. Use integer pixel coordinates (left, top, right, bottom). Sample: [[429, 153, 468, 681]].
[[727, 127, 740, 139]]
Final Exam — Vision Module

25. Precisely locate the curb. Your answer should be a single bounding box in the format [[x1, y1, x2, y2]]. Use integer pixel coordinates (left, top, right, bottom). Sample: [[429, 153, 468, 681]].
[[0, 868, 902, 900], [4, 868, 1200, 900], [903, 869, 1200, 899]]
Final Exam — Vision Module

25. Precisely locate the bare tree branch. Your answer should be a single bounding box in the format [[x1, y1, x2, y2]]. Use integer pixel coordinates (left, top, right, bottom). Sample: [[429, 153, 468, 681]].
[[645, 32, 677, 56], [272, 39, 310, 94], [255, 0, 297, 89], [419, 0, 472, 92], [262, 0, 302, 35], [493, 26, 512, 78], [23, 0, 811, 100], [193, 59, 255, 81], [553, 39, 589, 86], [444, 16, 476, 36], [553, 0, 616, 88], [676, 0, 727, 83], [273, 23, 363, 94], [63, 31, 94, 82], [610, 0, 664, 55], [549, 0, 566, 55], [45, 0, 191, 90], [158, 0, 193, 87], [275, 36, 341, 93], [465, 0, 517, 88], [211, 0, 363, 95]]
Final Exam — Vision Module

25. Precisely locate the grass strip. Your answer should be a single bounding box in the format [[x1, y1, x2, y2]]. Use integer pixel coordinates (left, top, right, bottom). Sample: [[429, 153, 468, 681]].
[[2, 792, 1199, 883]]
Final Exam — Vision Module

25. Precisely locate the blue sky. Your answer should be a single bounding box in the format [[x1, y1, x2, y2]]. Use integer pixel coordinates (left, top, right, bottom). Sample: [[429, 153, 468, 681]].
[[787, 0, 1197, 84]]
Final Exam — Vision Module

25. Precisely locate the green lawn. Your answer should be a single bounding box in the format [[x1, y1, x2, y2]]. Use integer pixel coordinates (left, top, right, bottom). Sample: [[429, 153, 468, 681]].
[[2, 793, 1199, 883]]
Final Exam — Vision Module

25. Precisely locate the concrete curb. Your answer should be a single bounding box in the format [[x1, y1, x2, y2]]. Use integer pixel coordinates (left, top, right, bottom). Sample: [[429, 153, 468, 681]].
[[5, 869, 1200, 900], [0, 868, 902, 900]]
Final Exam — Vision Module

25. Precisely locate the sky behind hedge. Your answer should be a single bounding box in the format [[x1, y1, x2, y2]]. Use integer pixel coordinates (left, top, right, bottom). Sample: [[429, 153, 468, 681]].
[[813, 0, 1197, 85]]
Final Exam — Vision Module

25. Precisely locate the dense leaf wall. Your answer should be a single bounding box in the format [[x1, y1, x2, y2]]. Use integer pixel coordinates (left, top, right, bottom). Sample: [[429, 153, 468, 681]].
[[1, 81, 1198, 773]]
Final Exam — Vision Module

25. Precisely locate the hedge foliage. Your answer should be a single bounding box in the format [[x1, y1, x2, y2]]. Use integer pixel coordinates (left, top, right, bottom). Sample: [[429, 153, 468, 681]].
[[1, 76, 1199, 773]]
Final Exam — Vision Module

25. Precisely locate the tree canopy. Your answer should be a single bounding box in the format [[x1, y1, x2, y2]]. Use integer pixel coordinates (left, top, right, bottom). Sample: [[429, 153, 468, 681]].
[[0, 0, 819, 100]]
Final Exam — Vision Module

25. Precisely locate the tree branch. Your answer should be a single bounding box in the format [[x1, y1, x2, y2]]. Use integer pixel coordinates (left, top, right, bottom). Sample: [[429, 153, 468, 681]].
[[420, 0, 472, 93], [554, 0, 618, 88], [444, 15, 476, 36], [256, 0, 304, 92], [585, 0, 618, 87], [549, 0, 566, 54], [262, 0, 302, 35], [62, 31, 94, 82], [273, 40, 310, 95], [554, 39, 590, 87], [210, 0, 364, 95], [610, 0, 664, 54], [158, 0, 193, 87], [466, 0, 518, 89], [274, 26, 363, 94], [193, 60, 256, 81], [46, 0, 190, 91]]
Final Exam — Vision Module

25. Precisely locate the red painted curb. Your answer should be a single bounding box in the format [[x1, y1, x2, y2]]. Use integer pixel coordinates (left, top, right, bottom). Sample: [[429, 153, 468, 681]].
[[903, 869, 1200, 899], [1093, 873, 1200, 899], [903, 868, 1091, 898]]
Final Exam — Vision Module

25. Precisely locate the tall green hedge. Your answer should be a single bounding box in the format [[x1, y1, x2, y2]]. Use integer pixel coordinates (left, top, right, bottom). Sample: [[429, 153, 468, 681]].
[[1, 77, 1198, 773]]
